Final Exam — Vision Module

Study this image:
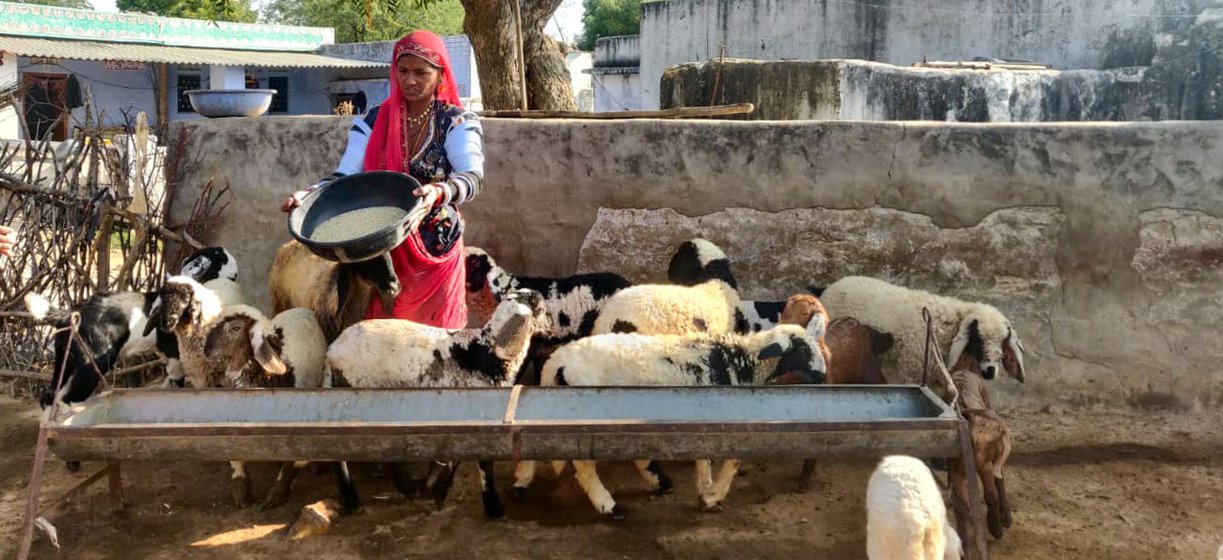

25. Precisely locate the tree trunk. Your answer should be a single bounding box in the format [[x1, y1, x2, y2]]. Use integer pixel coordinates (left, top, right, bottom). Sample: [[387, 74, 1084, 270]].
[[460, 0, 574, 111]]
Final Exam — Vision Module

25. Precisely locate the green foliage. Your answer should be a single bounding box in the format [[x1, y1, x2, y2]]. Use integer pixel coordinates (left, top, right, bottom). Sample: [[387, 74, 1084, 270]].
[[577, 0, 639, 52], [10, 0, 95, 8], [261, 0, 464, 43], [116, 0, 258, 22]]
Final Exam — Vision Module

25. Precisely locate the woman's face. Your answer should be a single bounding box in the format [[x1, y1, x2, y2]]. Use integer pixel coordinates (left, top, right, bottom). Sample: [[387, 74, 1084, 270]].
[[397, 55, 441, 104]]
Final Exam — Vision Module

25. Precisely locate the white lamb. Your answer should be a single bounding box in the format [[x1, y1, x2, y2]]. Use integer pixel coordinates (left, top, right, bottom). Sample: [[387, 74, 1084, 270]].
[[866, 455, 962, 560], [818, 276, 1025, 386], [515, 323, 827, 517]]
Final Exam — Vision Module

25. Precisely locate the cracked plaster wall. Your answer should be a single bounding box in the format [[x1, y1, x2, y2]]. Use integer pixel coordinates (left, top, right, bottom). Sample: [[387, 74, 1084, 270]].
[[170, 117, 1223, 409]]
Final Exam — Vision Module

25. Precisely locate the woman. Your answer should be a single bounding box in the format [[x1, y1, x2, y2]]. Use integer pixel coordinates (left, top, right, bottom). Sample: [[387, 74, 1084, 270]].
[[281, 31, 484, 329]]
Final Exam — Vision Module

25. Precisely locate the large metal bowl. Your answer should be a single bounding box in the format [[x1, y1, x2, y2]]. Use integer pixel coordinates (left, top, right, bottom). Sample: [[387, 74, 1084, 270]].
[[185, 89, 276, 118], [288, 171, 422, 263]]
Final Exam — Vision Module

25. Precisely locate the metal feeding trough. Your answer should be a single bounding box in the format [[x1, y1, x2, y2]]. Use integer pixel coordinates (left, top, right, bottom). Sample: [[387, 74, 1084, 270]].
[[36, 385, 989, 560], [47, 386, 958, 463]]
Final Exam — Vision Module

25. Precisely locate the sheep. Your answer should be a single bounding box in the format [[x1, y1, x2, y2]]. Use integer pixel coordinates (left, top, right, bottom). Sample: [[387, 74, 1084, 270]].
[[463, 246, 632, 383], [326, 288, 548, 519], [951, 370, 1013, 540], [866, 455, 963, 560], [23, 247, 239, 412], [199, 304, 356, 510], [145, 276, 246, 390], [268, 240, 401, 342], [516, 323, 827, 517], [817, 276, 1026, 385]]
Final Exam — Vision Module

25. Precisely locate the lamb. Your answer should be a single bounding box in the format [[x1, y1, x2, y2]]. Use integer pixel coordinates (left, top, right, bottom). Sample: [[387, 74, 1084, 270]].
[[326, 288, 548, 519], [23, 247, 239, 412], [146, 276, 246, 390], [951, 370, 1013, 540], [866, 455, 963, 560], [268, 240, 401, 342], [817, 276, 1026, 385], [517, 323, 827, 517], [463, 246, 632, 383], [592, 239, 740, 337], [200, 304, 356, 510]]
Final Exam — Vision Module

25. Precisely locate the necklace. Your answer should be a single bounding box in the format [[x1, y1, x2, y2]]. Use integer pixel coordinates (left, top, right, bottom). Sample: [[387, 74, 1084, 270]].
[[405, 101, 434, 128]]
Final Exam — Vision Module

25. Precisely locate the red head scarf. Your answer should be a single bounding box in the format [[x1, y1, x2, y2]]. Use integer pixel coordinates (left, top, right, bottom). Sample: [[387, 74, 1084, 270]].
[[365, 30, 463, 173]]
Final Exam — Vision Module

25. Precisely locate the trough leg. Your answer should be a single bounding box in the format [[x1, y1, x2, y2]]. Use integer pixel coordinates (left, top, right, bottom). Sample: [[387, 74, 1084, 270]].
[[17, 427, 52, 560], [949, 423, 988, 560], [107, 462, 126, 513], [335, 462, 361, 513], [797, 459, 817, 493]]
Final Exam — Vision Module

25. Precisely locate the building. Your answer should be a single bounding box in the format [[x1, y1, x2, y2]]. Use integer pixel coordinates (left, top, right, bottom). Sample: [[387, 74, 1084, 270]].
[[320, 37, 482, 111], [0, 1, 386, 139], [588, 36, 641, 112]]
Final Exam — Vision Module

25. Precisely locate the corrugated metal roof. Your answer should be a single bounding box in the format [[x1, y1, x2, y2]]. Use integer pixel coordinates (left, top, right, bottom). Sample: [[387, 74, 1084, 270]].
[[0, 36, 388, 69]]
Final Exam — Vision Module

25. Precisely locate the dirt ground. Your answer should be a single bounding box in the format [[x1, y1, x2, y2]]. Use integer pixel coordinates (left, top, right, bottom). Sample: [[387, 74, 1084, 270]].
[[2, 394, 1221, 560]]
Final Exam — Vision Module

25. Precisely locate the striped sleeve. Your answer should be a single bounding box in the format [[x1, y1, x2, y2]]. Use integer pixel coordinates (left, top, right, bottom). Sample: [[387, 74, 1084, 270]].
[[442, 111, 484, 205]]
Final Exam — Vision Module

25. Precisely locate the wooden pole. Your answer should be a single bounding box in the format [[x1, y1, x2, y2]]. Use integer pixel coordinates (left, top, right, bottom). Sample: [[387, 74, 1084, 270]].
[[479, 103, 755, 120], [156, 63, 169, 128], [510, 0, 528, 110]]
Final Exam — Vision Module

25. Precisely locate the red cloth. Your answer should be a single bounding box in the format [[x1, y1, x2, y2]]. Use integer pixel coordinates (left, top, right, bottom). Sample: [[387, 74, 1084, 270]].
[[362, 31, 467, 328]]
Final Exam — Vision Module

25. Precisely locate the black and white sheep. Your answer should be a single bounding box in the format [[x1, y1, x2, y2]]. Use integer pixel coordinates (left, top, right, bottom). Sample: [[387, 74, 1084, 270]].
[[268, 240, 401, 342], [817, 276, 1026, 385], [200, 304, 354, 510], [325, 288, 548, 518], [665, 238, 787, 336], [463, 246, 632, 382], [23, 247, 238, 411], [866, 455, 962, 560], [515, 324, 827, 517]]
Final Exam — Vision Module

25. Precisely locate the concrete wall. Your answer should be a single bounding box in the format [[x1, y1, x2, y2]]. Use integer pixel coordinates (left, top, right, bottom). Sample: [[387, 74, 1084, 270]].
[[594, 35, 641, 68], [638, 0, 1214, 109], [661, 59, 1196, 122], [169, 117, 1223, 411], [591, 71, 642, 112]]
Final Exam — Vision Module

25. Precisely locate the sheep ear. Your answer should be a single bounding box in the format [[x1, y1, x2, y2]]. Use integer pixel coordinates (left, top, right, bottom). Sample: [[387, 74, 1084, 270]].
[[804, 313, 826, 340], [947, 319, 973, 371], [1003, 330, 1026, 383], [143, 298, 162, 336], [756, 342, 785, 360], [251, 323, 287, 375]]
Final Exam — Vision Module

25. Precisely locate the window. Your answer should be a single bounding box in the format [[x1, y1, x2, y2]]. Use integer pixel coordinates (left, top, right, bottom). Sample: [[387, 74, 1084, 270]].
[[177, 73, 200, 113], [268, 76, 288, 113]]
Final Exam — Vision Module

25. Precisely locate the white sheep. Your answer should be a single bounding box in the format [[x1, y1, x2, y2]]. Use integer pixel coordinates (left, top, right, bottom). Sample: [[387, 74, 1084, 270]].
[[817, 276, 1026, 386], [199, 304, 349, 510], [866, 455, 962, 560], [325, 288, 548, 518], [514, 323, 827, 517], [591, 280, 739, 336]]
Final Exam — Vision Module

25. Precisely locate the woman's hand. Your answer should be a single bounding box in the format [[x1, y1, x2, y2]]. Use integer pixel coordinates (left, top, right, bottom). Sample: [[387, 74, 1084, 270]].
[[406, 183, 446, 232], [280, 190, 310, 213], [0, 225, 15, 268]]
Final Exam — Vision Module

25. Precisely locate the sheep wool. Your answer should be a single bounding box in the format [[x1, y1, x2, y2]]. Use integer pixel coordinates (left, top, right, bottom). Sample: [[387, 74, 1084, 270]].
[[819, 276, 1025, 385], [866, 455, 962, 560], [591, 280, 740, 336]]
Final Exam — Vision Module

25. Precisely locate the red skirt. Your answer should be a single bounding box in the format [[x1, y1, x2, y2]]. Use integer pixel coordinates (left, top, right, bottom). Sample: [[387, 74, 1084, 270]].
[[363, 221, 467, 329]]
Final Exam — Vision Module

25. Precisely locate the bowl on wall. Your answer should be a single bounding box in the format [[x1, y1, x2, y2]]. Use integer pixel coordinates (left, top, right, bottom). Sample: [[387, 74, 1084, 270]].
[[185, 89, 276, 118]]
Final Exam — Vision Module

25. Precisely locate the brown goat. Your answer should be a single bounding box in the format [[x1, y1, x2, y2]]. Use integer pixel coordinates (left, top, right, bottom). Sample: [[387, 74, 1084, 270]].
[[777, 294, 832, 364], [951, 369, 1013, 540]]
